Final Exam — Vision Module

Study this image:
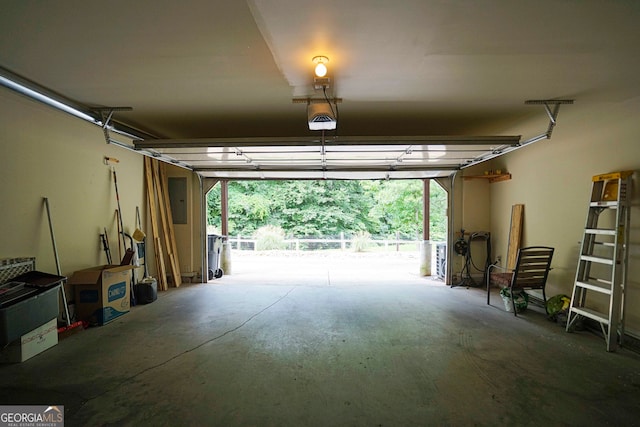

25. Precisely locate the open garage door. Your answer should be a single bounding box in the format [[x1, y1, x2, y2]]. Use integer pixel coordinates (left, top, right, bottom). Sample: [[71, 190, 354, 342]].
[[204, 179, 448, 286]]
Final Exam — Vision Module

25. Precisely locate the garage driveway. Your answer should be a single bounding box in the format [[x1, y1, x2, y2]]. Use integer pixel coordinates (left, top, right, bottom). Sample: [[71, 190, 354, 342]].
[[213, 250, 445, 286]]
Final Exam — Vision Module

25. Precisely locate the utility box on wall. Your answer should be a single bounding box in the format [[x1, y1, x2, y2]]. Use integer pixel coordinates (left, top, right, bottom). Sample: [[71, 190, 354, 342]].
[[168, 177, 188, 224], [168, 173, 196, 277]]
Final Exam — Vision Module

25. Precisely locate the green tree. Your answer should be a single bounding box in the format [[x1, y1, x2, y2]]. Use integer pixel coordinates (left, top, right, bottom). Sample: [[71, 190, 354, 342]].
[[429, 182, 447, 242], [270, 181, 375, 236], [207, 179, 447, 240], [366, 180, 423, 238]]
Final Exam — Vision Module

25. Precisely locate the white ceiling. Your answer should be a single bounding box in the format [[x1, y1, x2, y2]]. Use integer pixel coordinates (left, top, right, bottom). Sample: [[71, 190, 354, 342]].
[[1, 1, 638, 179]]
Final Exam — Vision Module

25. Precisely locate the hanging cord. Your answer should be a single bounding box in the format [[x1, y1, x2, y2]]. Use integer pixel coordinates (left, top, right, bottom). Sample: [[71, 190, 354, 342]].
[[468, 233, 492, 272], [322, 85, 339, 137]]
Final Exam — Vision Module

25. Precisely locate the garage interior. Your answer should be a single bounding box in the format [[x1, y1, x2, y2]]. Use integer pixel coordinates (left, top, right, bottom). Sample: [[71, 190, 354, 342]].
[[1, 1, 640, 425]]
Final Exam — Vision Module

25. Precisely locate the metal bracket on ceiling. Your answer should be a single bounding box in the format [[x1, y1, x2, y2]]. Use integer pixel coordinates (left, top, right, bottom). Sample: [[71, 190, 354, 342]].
[[521, 99, 574, 145], [93, 107, 133, 145], [460, 99, 573, 169], [0, 68, 193, 169], [93, 106, 192, 171]]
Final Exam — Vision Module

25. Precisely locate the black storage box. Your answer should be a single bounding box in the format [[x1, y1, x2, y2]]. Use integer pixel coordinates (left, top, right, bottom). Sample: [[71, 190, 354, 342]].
[[0, 284, 61, 347], [134, 278, 157, 304]]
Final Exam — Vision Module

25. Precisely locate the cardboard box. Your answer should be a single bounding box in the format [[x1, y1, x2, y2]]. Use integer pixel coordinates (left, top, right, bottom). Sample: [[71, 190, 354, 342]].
[[69, 265, 134, 325], [0, 318, 58, 363]]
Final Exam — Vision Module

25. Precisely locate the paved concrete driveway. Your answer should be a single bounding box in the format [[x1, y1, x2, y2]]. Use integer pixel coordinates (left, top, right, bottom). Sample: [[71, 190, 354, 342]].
[[214, 250, 444, 286]]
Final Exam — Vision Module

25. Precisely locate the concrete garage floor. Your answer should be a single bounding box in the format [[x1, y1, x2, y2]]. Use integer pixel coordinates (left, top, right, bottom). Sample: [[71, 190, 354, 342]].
[[1, 251, 640, 426]]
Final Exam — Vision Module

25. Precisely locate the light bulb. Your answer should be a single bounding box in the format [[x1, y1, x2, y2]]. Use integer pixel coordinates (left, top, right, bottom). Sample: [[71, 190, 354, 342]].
[[312, 56, 329, 77], [314, 62, 327, 77]]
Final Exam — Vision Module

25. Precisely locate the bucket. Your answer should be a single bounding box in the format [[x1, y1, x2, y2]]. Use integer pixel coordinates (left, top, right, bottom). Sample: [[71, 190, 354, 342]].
[[135, 277, 157, 304], [500, 288, 529, 312]]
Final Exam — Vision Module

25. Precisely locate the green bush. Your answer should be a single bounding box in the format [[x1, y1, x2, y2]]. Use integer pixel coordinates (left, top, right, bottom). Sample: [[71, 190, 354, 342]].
[[254, 225, 287, 251]]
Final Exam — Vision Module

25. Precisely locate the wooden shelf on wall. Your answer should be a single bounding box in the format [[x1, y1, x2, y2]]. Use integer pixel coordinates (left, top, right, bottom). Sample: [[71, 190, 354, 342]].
[[463, 173, 512, 183]]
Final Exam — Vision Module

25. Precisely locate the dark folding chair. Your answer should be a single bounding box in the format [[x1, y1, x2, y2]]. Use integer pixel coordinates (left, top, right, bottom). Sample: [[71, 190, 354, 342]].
[[486, 246, 554, 316]]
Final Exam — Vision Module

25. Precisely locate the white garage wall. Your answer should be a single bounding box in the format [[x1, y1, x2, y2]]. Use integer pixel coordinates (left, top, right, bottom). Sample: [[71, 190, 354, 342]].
[[0, 87, 147, 280], [486, 99, 640, 334]]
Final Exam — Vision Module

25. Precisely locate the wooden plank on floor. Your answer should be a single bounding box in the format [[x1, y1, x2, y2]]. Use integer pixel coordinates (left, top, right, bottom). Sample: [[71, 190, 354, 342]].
[[144, 157, 168, 291], [159, 162, 182, 287], [153, 237, 168, 291], [507, 204, 524, 270]]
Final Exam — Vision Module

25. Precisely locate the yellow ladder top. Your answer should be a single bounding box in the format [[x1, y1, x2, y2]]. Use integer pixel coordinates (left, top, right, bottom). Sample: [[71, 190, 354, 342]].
[[592, 170, 634, 182]]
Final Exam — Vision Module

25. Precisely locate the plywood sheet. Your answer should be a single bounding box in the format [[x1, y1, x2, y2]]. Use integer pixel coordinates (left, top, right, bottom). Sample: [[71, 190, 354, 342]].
[[507, 204, 524, 270]]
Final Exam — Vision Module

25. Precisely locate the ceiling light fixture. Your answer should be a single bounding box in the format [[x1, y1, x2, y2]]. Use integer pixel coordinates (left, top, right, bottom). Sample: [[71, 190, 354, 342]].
[[312, 56, 329, 77]]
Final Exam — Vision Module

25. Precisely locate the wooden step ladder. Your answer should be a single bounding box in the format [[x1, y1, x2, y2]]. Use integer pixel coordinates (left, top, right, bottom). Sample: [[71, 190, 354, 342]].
[[566, 171, 633, 351]]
